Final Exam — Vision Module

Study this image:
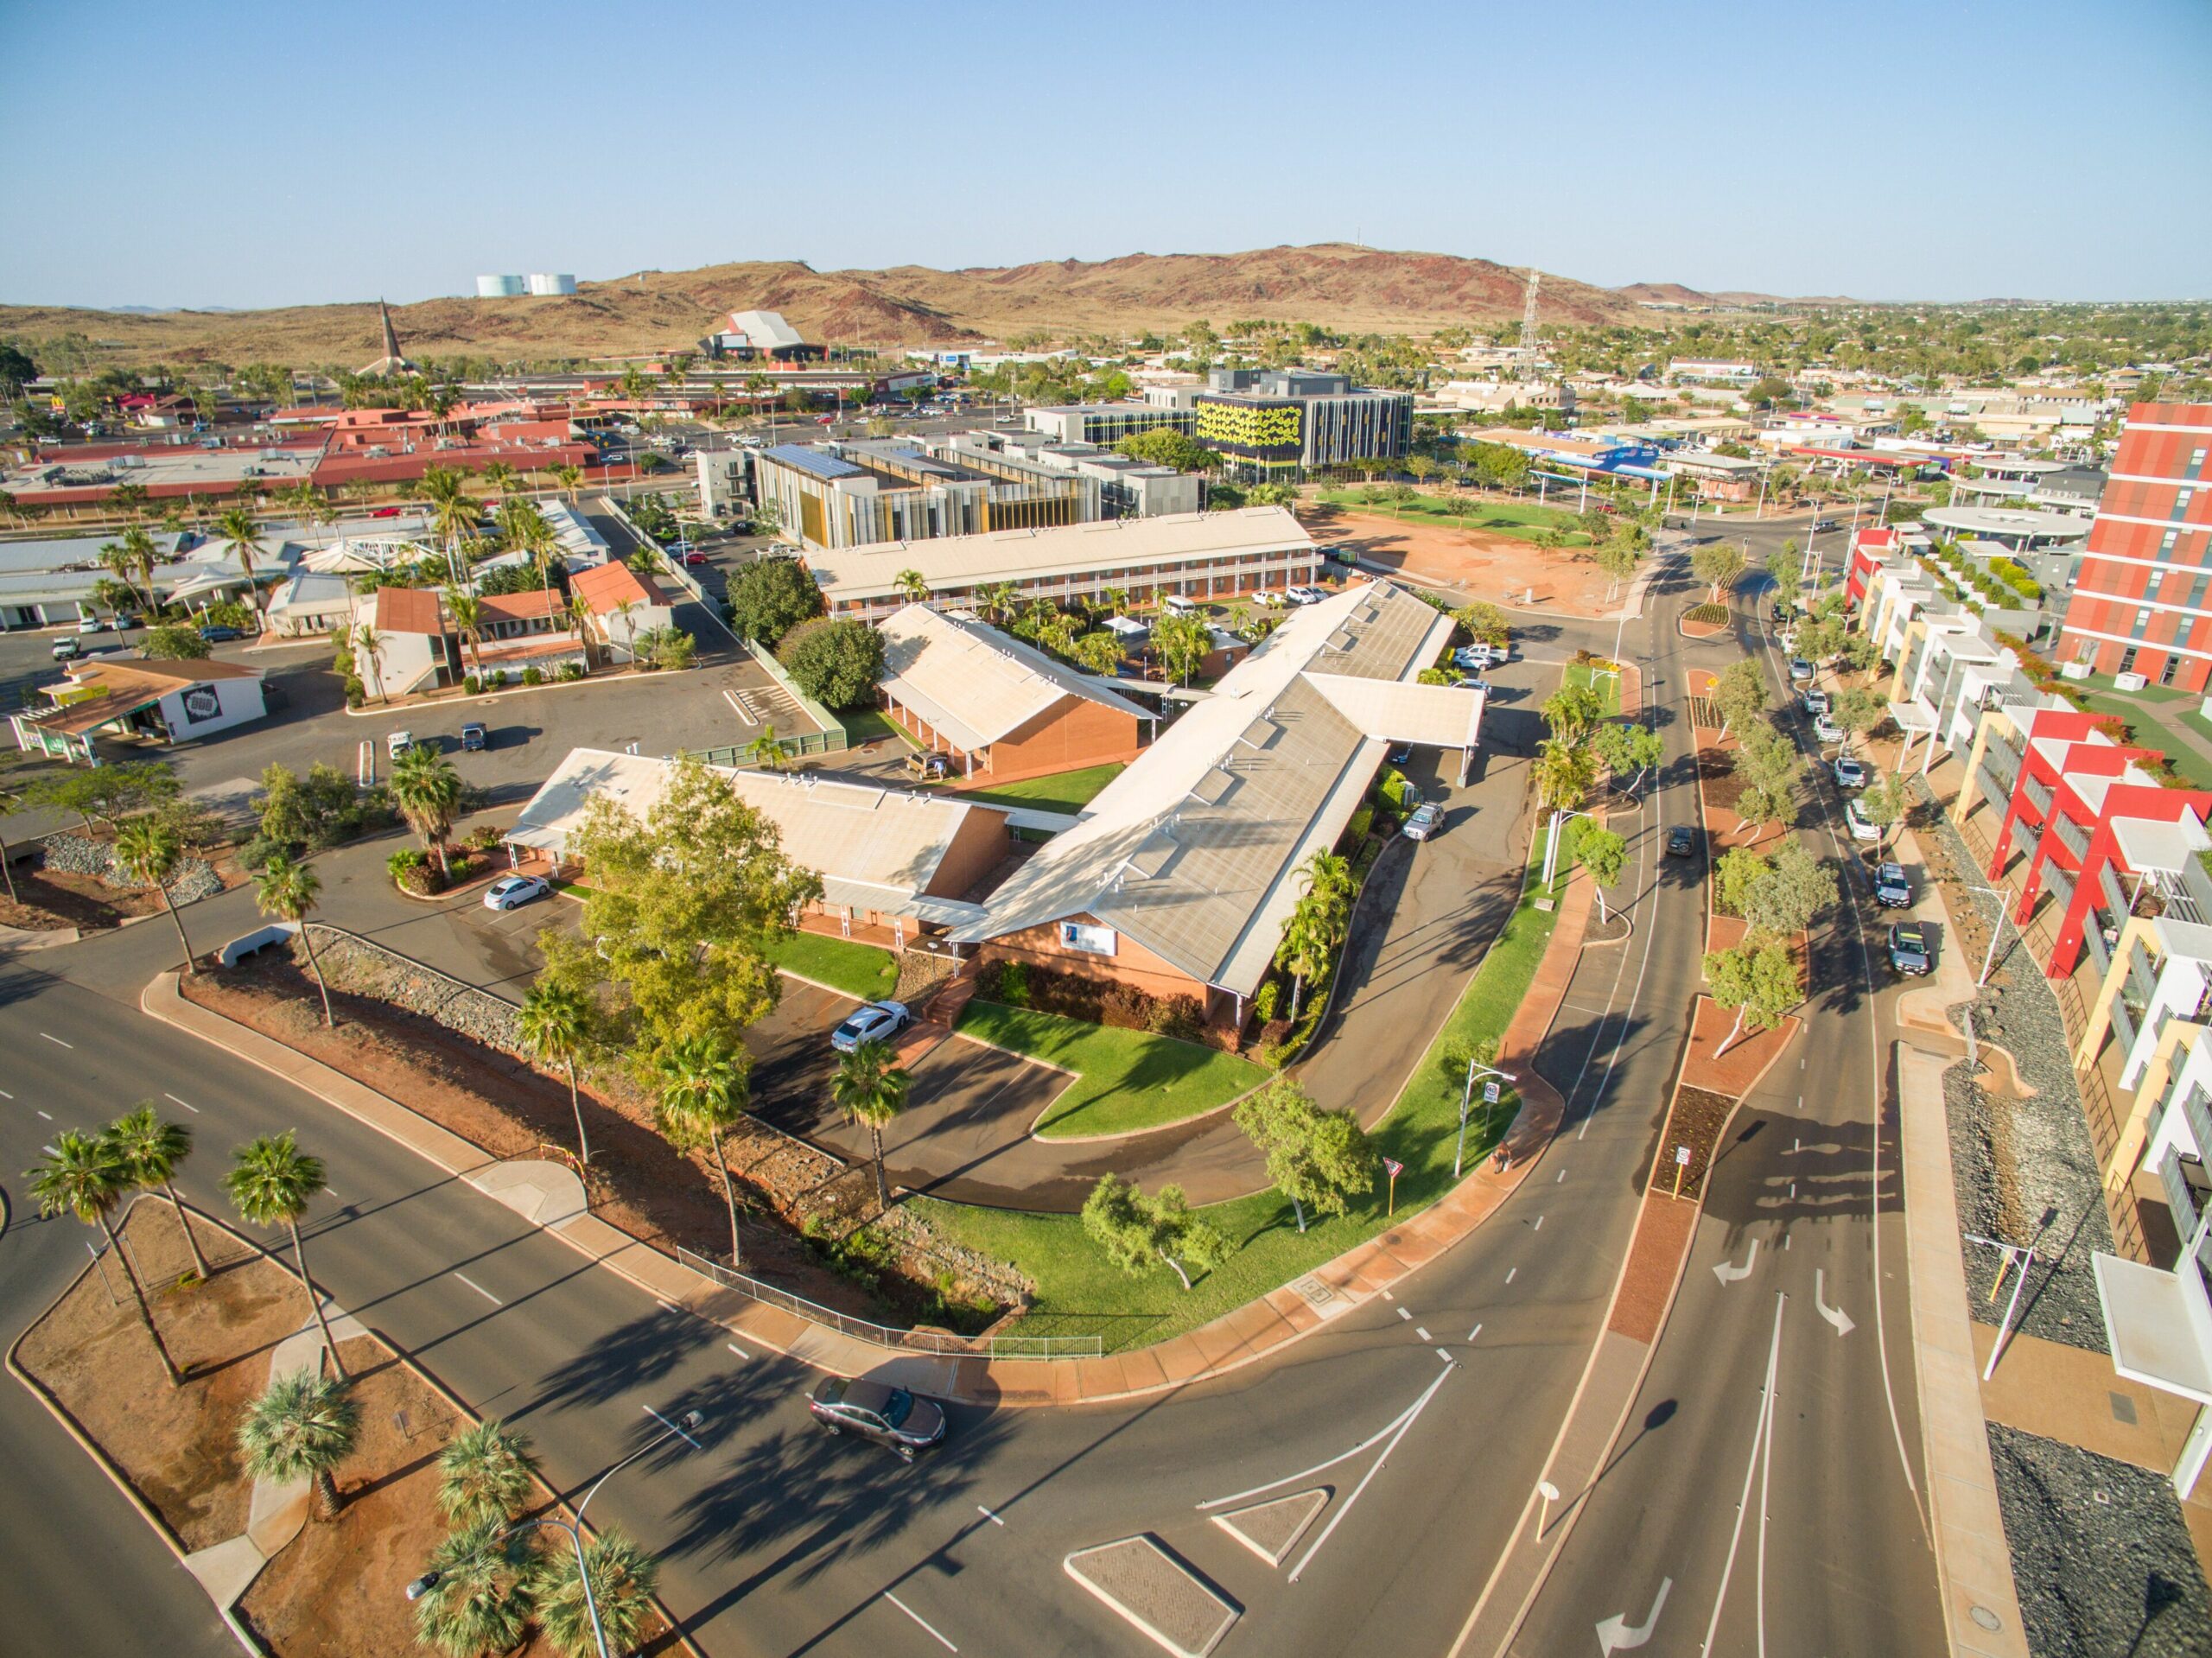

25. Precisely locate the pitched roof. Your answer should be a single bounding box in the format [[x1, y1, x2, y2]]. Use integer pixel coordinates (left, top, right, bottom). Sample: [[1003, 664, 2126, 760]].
[[875, 604, 1148, 753], [478, 588, 563, 624], [954, 580, 1474, 997], [371, 585, 442, 634], [569, 562, 669, 615], [33, 657, 263, 735]]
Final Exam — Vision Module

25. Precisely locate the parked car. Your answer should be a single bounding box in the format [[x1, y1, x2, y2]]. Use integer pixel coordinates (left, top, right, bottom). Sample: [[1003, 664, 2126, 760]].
[[906, 751, 952, 781], [831, 1000, 911, 1053], [1386, 745, 1412, 765], [1251, 590, 1286, 608], [77, 614, 107, 634], [483, 874, 550, 912], [1815, 717, 1847, 746], [1789, 657, 1815, 682], [114, 613, 141, 630], [1832, 755, 1866, 788], [1887, 921, 1932, 976], [461, 721, 488, 752], [1402, 802, 1444, 842], [1845, 799, 1880, 842], [1452, 645, 1497, 670], [805, 1376, 945, 1463], [1456, 675, 1490, 693], [1162, 594, 1201, 617], [683, 549, 710, 568], [198, 624, 244, 643], [1285, 586, 1330, 606], [1668, 824, 1697, 857], [386, 730, 416, 759], [1874, 862, 1913, 907], [51, 636, 82, 661], [1800, 689, 1829, 716]]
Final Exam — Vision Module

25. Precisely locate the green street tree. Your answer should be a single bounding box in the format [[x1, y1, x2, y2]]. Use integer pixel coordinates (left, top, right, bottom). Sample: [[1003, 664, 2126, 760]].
[[238, 1369, 359, 1521], [831, 1037, 912, 1212], [1859, 770, 1911, 852], [109, 1103, 210, 1280], [1542, 683, 1605, 745], [1452, 601, 1510, 647], [1534, 738, 1597, 815], [1829, 686, 1889, 738], [225, 1131, 346, 1379], [390, 744, 464, 878], [436, 1419, 543, 1528], [1715, 846, 1772, 920], [253, 854, 334, 1026], [1732, 723, 1804, 831], [725, 557, 822, 645], [1710, 657, 1768, 738], [141, 623, 212, 660], [1690, 540, 1746, 602], [1768, 541, 1803, 596], [1081, 1175, 1226, 1291], [1703, 939, 1800, 1057], [1593, 722, 1663, 794], [1233, 1078, 1379, 1233], [776, 617, 886, 708], [1111, 429, 1218, 473], [29, 1128, 183, 1384], [1741, 838, 1838, 938], [1580, 824, 1628, 923], [29, 758, 179, 832], [519, 980, 598, 1166], [114, 813, 196, 975], [654, 1033, 751, 1265]]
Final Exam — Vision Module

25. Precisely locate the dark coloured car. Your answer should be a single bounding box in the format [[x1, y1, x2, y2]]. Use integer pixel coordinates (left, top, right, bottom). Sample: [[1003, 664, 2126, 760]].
[[198, 625, 244, 644], [1668, 825, 1697, 857], [1874, 862, 1912, 907], [806, 1376, 946, 1462], [1888, 922, 1932, 976], [461, 721, 488, 752]]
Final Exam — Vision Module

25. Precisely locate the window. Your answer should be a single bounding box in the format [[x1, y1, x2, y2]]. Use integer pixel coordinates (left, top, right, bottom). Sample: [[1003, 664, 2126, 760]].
[[2120, 647, 2139, 674], [2163, 653, 2183, 685]]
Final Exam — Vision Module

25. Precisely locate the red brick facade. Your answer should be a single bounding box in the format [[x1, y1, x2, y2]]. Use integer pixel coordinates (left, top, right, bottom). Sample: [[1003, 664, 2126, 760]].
[[2057, 403, 2212, 691]]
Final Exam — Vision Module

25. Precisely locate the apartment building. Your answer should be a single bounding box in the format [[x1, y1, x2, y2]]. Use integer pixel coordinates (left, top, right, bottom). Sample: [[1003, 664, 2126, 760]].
[[752, 439, 1088, 553], [1023, 403, 1198, 448], [2056, 403, 2212, 690]]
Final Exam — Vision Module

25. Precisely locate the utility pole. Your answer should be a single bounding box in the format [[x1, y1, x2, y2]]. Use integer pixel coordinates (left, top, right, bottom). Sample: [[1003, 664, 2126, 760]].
[[1517, 268, 1541, 382]]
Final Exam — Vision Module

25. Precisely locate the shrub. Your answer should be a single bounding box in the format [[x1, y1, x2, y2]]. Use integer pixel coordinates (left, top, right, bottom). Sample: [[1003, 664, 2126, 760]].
[[778, 618, 886, 709], [463, 673, 483, 695], [1099, 982, 1153, 1031], [1147, 995, 1206, 1042], [342, 675, 365, 708], [488, 670, 509, 689], [1251, 979, 1281, 1026], [521, 665, 545, 687], [992, 960, 1031, 1007], [557, 661, 585, 682], [467, 823, 505, 851], [1344, 804, 1375, 845], [386, 848, 438, 894], [1684, 601, 1730, 624]]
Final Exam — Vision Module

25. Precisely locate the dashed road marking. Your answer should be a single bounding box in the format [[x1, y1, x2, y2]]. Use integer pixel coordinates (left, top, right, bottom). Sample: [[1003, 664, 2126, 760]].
[[1555, 1168, 1566, 1183], [1505, 1267, 1517, 1285], [37, 1109, 54, 1121], [977, 1505, 1004, 1526], [1533, 1214, 1544, 1232], [884, 1591, 957, 1652], [1436, 1347, 1453, 1362], [0, 1088, 13, 1099], [453, 1273, 502, 1306], [1415, 1326, 1432, 1342], [726, 1342, 751, 1361], [1467, 1323, 1483, 1342], [1397, 1306, 1411, 1321], [165, 1092, 198, 1113], [41, 1032, 72, 1048]]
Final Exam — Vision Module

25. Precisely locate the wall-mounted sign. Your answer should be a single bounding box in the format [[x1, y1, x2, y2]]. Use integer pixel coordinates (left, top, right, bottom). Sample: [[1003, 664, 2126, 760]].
[[179, 685, 221, 724], [1058, 920, 1117, 956]]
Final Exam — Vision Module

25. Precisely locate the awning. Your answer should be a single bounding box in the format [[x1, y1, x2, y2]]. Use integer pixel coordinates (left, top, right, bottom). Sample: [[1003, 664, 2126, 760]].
[[2113, 814, 2212, 878], [2093, 1252, 2212, 1406], [1887, 699, 1940, 734]]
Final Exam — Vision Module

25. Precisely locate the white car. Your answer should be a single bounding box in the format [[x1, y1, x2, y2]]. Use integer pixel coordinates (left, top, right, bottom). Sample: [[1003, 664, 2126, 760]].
[[1845, 800, 1881, 842], [387, 730, 416, 759], [1814, 716, 1847, 745], [1251, 590, 1287, 607], [482, 874, 550, 911], [1286, 586, 1331, 606], [77, 614, 107, 634], [832, 1001, 911, 1053]]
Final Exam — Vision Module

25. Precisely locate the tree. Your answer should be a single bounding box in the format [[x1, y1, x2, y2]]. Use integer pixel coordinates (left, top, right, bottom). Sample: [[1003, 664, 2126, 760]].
[[832, 1038, 910, 1211], [1740, 837, 1837, 939], [895, 569, 930, 603], [225, 1131, 346, 1380], [28, 1129, 182, 1385], [444, 588, 487, 679], [1859, 771, 1910, 851], [251, 854, 334, 1026], [536, 1529, 658, 1658], [437, 1419, 542, 1528], [1580, 824, 1627, 923], [114, 814, 197, 975], [390, 744, 464, 878], [655, 1034, 750, 1266], [1233, 1080, 1378, 1232], [726, 557, 822, 645], [1703, 939, 1800, 1056], [1768, 541, 1803, 596], [1731, 724, 1803, 831], [1452, 601, 1510, 647], [777, 617, 885, 709], [1594, 538, 1642, 592], [141, 623, 212, 660], [109, 1103, 211, 1280], [1709, 657, 1767, 738], [1154, 612, 1212, 686], [1829, 687, 1888, 739], [1593, 722, 1662, 795], [1112, 429, 1217, 473], [1715, 846, 1771, 920], [1071, 631, 1124, 675], [412, 1517, 539, 1658], [1691, 540, 1746, 602], [1082, 1175, 1226, 1290], [353, 622, 389, 703], [29, 758, 179, 832], [551, 462, 584, 501], [1534, 738, 1597, 815], [214, 504, 266, 624], [1542, 683, 1605, 746], [519, 980, 596, 1167], [238, 1370, 359, 1521]]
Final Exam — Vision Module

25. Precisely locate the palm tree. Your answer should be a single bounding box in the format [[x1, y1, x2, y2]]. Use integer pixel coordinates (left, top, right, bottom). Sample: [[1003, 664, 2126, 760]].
[[413, 1517, 539, 1658], [114, 815, 196, 975], [420, 466, 478, 582], [28, 1130, 183, 1385], [536, 1528, 658, 1658], [391, 745, 463, 878], [110, 1104, 210, 1280], [746, 725, 784, 771], [436, 1419, 542, 1527], [654, 1035, 749, 1267], [225, 1131, 346, 1380], [255, 854, 334, 1026], [214, 503, 265, 626], [98, 541, 144, 613], [608, 597, 640, 662], [551, 462, 583, 502], [237, 1369, 359, 1521], [121, 524, 161, 613], [480, 461, 518, 499], [831, 1039, 910, 1211], [1098, 586, 1128, 619], [1277, 906, 1332, 1022], [445, 588, 488, 680], [1534, 738, 1596, 815], [353, 621, 389, 704], [895, 569, 929, 604], [519, 981, 595, 1166]]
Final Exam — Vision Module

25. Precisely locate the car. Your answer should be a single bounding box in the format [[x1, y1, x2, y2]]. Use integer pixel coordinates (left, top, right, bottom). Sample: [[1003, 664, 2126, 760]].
[[1874, 861, 1913, 907], [1455, 674, 1490, 693], [1800, 689, 1830, 716], [805, 1375, 946, 1462], [386, 730, 415, 759], [1285, 585, 1330, 606], [370, 505, 403, 518], [831, 1000, 911, 1053], [683, 549, 710, 567], [1832, 754, 1866, 788], [1888, 922, 1932, 976], [51, 636, 82, 661], [1815, 716, 1847, 746], [1845, 799, 1880, 842], [77, 614, 107, 634], [1402, 802, 1444, 842], [906, 751, 952, 781], [1789, 657, 1815, 682], [483, 874, 550, 912], [461, 721, 488, 752], [1452, 645, 1497, 670], [814, 414, 836, 426], [198, 624, 244, 643], [1386, 744, 1412, 765], [114, 613, 142, 630], [1250, 589, 1286, 607], [1814, 518, 1841, 533], [1668, 825, 1697, 857]]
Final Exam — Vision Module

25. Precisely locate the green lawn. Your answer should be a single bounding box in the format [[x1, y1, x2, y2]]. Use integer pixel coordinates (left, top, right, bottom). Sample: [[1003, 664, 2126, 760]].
[[840, 708, 916, 749], [762, 931, 899, 1000], [915, 821, 1583, 1352], [956, 1001, 1269, 1139], [952, 764, 1126, 816], [1316, 489, 1592, 545], [1562, 659, 1624, 718], [2079, 689, 2212, 792]]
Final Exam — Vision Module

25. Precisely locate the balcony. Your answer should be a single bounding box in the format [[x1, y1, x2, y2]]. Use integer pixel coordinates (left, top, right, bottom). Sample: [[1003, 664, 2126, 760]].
[[2025, 773, 2056, 816], [2055, 813, 2092, 861], [2160, 1146, 2208, 1236]]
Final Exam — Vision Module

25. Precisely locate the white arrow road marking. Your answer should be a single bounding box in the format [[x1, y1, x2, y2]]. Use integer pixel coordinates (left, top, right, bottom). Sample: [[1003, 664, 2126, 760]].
[[1713, 1239, 1759, 1285], [1815, 1268, 1856, 1336], [1596, 1577, 1671, 1654]]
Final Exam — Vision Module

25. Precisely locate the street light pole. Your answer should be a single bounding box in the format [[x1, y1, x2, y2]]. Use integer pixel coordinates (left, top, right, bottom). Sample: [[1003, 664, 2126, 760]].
[[1457, 1059, 1518, 1178], [1967, 882, 2023, 986]]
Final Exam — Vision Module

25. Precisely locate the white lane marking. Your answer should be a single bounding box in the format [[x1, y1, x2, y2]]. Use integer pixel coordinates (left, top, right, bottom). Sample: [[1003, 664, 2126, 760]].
[[452, 1273, 502, 1306], [0, 1087, 13, 1099], [1793, 1136, 1801, 1153], [1382, 1290, 1395, 1302], [1713, 1239, 1759, 1285], [1555, 1167, 1566, 1183], [1287, 1361, 1455, 1583], [1532, 1214, 1544, 1232], [1436, 1347, 1454, 1362], [1467, 1323, 1483, 1342], [1396, 1306, 1412, 1321], [1199, 1366, 1446, 1511], [323, 1186, 340, 1198], [164, 1092, 198, 1113], [40, 1032, 72, 1048], [1815, 1268, 1857, 1337], [1700, 1290, 1786, 1655], [1784, 1234, 1792, 1249], [883, 1591, 957, 1652], [37, 1109, 54, 1121], [1596, 1576, 1672, 1654], [976, 1505, 1004, 1527], [1505, 1266, 1517, 1285], [726, 1342, 752, 1362], [1415, 1326, 1432, 1342]]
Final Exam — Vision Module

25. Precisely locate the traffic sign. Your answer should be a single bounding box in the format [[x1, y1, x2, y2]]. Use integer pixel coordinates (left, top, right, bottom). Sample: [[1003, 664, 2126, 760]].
[[1383, 1158, 1404, 1178], [1675, 1146, 1691, 1166], [1483, 1082, 1502, 1104]]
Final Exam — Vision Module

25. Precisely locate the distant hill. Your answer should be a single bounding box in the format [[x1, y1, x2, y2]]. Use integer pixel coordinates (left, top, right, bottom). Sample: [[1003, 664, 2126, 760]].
[[1613, 279, 1859, 309], [0, 244, 1834, 368]]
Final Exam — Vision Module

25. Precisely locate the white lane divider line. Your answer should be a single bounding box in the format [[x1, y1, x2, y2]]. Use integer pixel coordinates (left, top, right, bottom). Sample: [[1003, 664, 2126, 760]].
[[1287, 1361, 1456, 1583], [1533, 1214, 1544, 1232], [1556, 1168, 1566, 1184], [37, 1109, 54, 1121], [1467, 1323, 1483, 1342], [1415, 1326, 1432, 1343], [41, 1032, 72, 1048], [977, 1505, 1005, 1527], [1436, 1347, 1454, 1363], [725, 1342, 751, 1361], [0, 1087, 14, 1099], [884, 1591, 957, 1652], [1397, 1306, 1412, 1321], [1505, 1266, 1517, 1285], [453, 1273, 502, 1306], [164, 1092, 198, 1113]]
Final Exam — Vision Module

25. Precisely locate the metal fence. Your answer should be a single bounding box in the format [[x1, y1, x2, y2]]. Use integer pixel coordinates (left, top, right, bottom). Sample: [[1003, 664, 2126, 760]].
[[673, 1246, 1099, 1362]]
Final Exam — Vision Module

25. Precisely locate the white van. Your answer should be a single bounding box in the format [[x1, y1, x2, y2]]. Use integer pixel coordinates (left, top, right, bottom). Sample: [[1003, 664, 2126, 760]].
[[1162, 595, 1201, 617]]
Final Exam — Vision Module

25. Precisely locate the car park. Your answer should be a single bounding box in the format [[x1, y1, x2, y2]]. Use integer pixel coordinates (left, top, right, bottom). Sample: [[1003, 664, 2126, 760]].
[[805, 1376, 945, 1462], [387, 730, 415, 759], [1815, 716, 1847, 746], [1402, 802, 1443, 842], [461, 721, 488, 752], [1789, 657, 1815, 682], [482, 874, 550, 912], [1832, 754, 1866, 787], [1887, 922, 1932, 976], [1874, 862, 1913, 907], [1668, 825, 1697, 857], [831, 1000, 911, 1053], [1845, 799, 1880, 842]]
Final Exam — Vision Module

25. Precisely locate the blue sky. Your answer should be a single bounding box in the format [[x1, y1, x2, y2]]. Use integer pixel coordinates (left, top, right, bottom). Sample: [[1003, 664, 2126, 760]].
[[3, 0, 2206, 311]]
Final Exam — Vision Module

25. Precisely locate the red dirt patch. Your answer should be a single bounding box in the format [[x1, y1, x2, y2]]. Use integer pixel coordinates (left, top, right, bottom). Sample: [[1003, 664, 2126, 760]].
[[1305, 505, 1622, 616], [1678, 995, 1801, 1100], [1606, 1192, 1697, 1344]]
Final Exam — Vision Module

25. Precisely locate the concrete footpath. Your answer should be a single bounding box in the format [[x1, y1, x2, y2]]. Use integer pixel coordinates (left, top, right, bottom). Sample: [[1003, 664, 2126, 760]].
[[143, 873, 1597, 1409]]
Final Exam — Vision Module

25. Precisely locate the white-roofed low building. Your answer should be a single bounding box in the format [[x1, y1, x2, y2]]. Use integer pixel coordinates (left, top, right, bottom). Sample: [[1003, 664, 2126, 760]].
[[875, 604, 1150, 785], [950, 579, 1481, 1026]]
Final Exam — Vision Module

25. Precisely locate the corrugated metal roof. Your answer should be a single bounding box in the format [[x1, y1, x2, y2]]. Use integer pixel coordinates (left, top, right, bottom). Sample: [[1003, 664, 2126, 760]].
[[760, 444, 864, 481], [875, 604, 1147, 753]]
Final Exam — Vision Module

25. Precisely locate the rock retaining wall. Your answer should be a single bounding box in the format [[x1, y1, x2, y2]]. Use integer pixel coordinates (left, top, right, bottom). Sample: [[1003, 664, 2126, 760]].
[[41, 831, 222, 904]]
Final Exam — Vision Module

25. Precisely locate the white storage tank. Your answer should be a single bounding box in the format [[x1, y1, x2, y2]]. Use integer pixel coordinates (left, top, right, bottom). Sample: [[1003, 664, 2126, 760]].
[[476, 273, 526, 297], [527, 273, 577, 296]]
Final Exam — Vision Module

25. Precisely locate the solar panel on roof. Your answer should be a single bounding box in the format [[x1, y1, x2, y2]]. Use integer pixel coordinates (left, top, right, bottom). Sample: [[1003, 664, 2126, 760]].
[[761, 445, 863, 480]]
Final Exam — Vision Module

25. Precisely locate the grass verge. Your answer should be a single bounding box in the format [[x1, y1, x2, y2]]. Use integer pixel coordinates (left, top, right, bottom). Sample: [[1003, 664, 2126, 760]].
[[840, 707, 915, 748], [1563, 658, 1624, 718], [914, 819, 1584, 1352], [954, 763, 1126, 816], [956, 1001, 1268, 1139], [1315, 489, 1592, 544], [762, 930, 899, 1001]]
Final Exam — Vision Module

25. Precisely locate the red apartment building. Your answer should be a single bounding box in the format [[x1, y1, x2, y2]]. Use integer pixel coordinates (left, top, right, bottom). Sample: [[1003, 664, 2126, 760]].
[[1844, 525, 1897, 607], [1986, 707, 2212, 978], [2057, 403, 2212, 690]]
